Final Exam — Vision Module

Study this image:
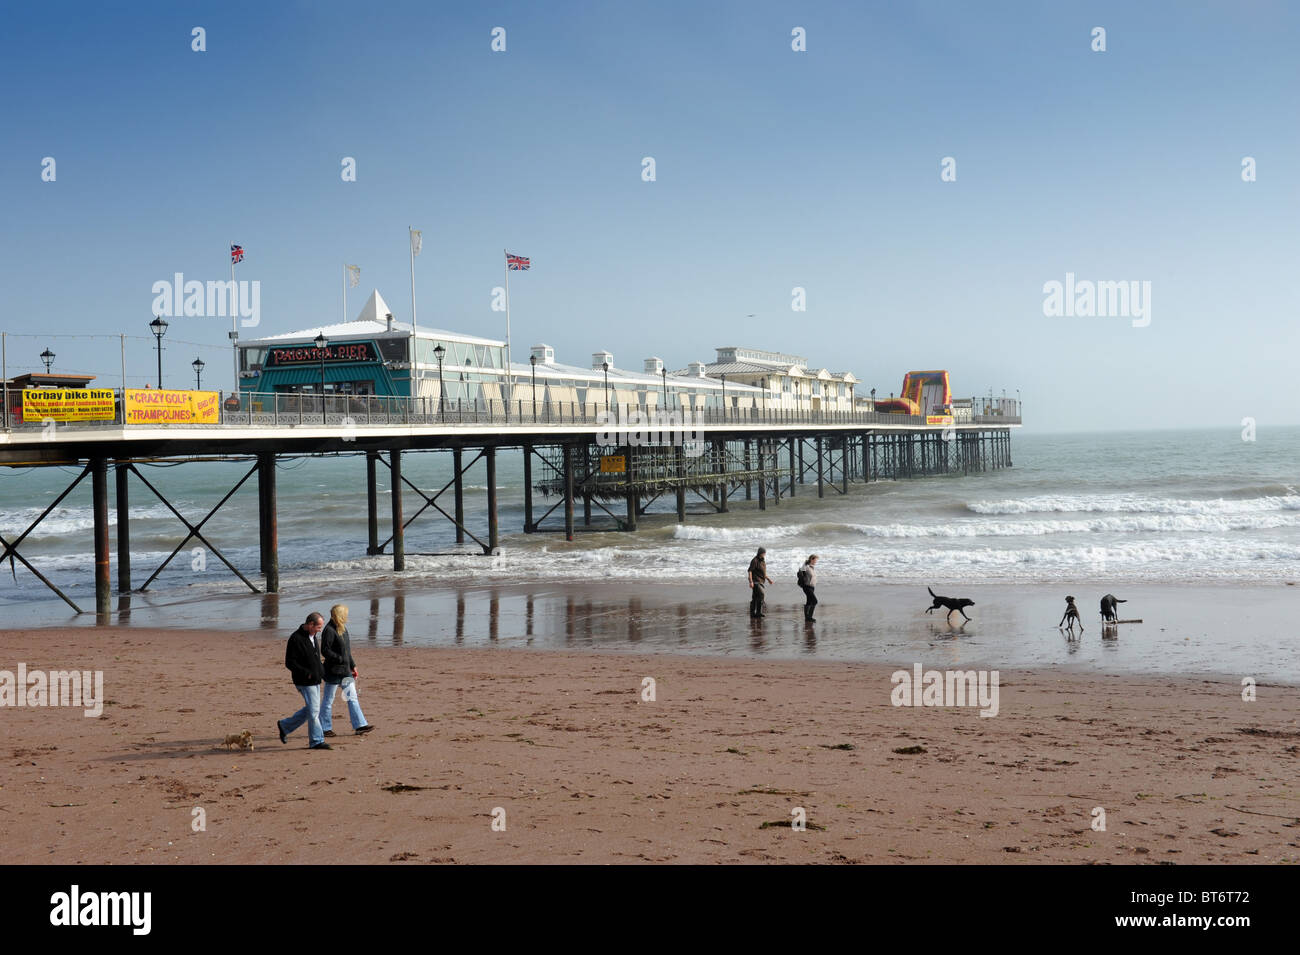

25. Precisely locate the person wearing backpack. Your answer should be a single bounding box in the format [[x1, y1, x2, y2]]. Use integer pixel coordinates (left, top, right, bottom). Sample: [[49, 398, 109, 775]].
[[797, 554, 819, 622]]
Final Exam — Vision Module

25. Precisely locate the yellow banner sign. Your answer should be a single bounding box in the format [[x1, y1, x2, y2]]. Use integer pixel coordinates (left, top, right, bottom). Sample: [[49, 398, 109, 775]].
[[22, 389, 116, 422], [124, 389, 220, 425], [600, 455, 626, 474], [926, 415, 954, 427]]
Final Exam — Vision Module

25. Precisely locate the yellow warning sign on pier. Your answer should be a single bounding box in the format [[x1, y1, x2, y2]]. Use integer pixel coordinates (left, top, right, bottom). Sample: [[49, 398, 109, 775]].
[[600, 455, 627, 473]]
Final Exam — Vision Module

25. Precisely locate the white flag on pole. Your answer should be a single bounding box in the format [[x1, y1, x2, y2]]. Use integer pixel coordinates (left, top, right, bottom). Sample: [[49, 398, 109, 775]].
[[410, 229, 422, 256], [346, 264, 361, 288]]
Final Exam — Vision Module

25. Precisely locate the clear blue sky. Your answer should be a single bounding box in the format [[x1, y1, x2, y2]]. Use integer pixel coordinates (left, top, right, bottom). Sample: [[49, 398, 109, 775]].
[[3, 1, 1296, 431]]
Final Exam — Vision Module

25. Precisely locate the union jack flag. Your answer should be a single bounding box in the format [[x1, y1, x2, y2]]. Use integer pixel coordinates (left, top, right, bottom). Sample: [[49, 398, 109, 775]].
[[506, 252, 530, 270], [230, 244, 245, 264]]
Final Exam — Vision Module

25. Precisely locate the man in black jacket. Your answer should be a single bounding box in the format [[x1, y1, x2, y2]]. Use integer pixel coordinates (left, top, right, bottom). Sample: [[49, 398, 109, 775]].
[[276, 612, 331, 750]]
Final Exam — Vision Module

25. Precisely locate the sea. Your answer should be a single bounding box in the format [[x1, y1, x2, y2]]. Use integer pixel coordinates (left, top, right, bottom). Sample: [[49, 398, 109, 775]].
[[1, 427, 1298, 678]]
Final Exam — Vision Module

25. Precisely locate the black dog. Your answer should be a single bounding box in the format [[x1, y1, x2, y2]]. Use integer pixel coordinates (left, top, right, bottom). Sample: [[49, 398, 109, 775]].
[[926, 586, 974, 622], [1058, 595, 1083, 632], [1099, 594, 1126, 623]]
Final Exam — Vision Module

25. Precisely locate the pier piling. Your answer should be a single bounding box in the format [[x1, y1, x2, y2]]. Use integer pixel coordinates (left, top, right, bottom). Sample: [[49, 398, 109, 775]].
[[257, 450, 279, 593], [92, 457, 110, 615], [390, 449, 404, 571], [114, 459, 130, 593]]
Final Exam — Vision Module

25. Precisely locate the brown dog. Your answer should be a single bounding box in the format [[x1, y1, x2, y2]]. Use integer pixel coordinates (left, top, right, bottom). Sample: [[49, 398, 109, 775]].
[[221, 730, 254, 751]]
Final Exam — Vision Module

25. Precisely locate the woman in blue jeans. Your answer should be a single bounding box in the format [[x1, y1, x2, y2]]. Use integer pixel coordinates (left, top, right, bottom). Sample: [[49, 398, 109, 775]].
[[319, 604, 375, 737]]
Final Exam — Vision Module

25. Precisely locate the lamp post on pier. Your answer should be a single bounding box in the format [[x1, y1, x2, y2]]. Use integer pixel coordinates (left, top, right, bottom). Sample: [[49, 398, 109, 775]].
[[149, 316, 168, 388], [434, 343, 446, 420], [602, 360, 610, 411], [530, 353, 538, 419], [315, 332, 328, 413], [40, 348, 55, 373], [192, 357, 205, 390]]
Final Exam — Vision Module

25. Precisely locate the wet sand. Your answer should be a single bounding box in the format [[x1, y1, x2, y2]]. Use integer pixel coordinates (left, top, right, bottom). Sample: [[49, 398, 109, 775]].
[[10, 577, 1300, 682], [1, 626, 1297, 864]]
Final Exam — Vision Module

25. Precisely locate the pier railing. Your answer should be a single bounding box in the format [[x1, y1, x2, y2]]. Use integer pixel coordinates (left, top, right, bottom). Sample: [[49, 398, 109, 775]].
[[1, 389, 1021, 432]]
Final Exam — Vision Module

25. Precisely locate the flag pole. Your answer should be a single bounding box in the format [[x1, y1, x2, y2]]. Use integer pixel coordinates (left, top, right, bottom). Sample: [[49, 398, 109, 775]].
[[409, 227, 419, 393], [342, 263, 347, 325], [503, 249, 512, 414], [230, 241, 238, 395]]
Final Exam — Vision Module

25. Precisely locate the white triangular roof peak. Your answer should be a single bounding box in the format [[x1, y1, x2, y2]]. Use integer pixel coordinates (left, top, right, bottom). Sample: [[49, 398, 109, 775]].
[[355, 289, 395, 325]]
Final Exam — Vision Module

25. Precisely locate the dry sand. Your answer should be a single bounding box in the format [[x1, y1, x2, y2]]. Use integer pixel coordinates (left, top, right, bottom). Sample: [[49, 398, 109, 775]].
[[1, 626, 1297, 864]]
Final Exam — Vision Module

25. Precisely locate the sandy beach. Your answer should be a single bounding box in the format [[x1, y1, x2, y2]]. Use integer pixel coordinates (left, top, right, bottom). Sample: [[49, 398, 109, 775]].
[[2, 624, 1296, 865]]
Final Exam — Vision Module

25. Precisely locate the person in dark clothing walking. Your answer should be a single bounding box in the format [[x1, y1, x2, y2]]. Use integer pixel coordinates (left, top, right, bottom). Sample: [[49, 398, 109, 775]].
[[747, 547, 773, 617], [319, 603, 374, 737], [277, 611, 331, 750], [798, 554, 819, 621]]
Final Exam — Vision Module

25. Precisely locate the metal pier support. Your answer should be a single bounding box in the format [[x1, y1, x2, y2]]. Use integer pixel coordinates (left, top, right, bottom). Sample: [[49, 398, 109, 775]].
[[390, 449, 404, 571], [624, 447, 638, 530], [486, 446, 499, 553], [366, 451, 380, 554], [744, 440, 752, 500], [757, 440, 767, 510], [563, 444, 575, 541], [788, 437, 796, 497], [92, 457, 110, 616], [675, 444, 686, 521], [816, 436, 824, 498], [453, 448, 465, 544], [115, 459, 130, 593], [258, 450, 279, 592], [523, 442, 534, 533], [717, 440, 728, 513]]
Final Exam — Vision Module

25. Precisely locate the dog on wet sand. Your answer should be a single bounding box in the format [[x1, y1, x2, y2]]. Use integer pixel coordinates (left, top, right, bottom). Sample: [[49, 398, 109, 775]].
[[1058, 596, 1083, 632], [925, 586, 974, 622], [1100, 594, 1127, 623], [221, 730, 254, 751]]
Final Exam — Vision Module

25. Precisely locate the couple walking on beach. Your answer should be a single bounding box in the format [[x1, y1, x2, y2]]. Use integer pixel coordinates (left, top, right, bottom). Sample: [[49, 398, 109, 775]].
[[277, 604, 375, 750], [747, 547, 820, 621]]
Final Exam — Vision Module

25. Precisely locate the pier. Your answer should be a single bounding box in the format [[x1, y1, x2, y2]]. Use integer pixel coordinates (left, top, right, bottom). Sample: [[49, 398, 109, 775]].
[[0, 392, 1021, 615]]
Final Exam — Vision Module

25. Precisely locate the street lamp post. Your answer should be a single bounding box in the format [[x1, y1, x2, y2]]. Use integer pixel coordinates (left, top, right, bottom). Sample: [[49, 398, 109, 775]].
[[602, 361, 610, 411], [660, 366, 667, 410], [40, 348, 55, 373], [315, 332, 328, 414], [149, 316, 168, 388], [192, 357, 205, 390], [720, 373, 727, 420], [434, 343, 446, 420], [530, 353, 538, 420]]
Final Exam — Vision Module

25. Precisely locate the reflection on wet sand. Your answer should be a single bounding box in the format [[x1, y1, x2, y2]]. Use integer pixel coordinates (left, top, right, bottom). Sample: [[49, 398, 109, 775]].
[[45, 578, 1274, 679], [260, 592, 280, 631]]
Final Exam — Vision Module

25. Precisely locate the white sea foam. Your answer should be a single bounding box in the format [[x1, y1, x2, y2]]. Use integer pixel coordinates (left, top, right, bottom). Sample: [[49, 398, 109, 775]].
[[967, 493, 1300, 516]]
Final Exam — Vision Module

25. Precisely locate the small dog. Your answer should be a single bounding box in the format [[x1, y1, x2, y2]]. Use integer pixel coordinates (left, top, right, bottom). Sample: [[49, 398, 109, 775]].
[[221, 730, 254, 751], [1099, 594, 1127, 623], [925, 586, 974, 622], [1058, 596, 1083, 632]]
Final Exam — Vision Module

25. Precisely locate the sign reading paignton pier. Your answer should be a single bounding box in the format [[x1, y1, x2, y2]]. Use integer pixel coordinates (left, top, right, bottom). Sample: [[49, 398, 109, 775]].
[[21, 389, 116, 422], [124, 389, 219, 424]]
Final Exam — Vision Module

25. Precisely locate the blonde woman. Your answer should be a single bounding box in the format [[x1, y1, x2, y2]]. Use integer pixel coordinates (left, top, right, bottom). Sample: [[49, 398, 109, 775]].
[[318, 604, 375, 736]]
